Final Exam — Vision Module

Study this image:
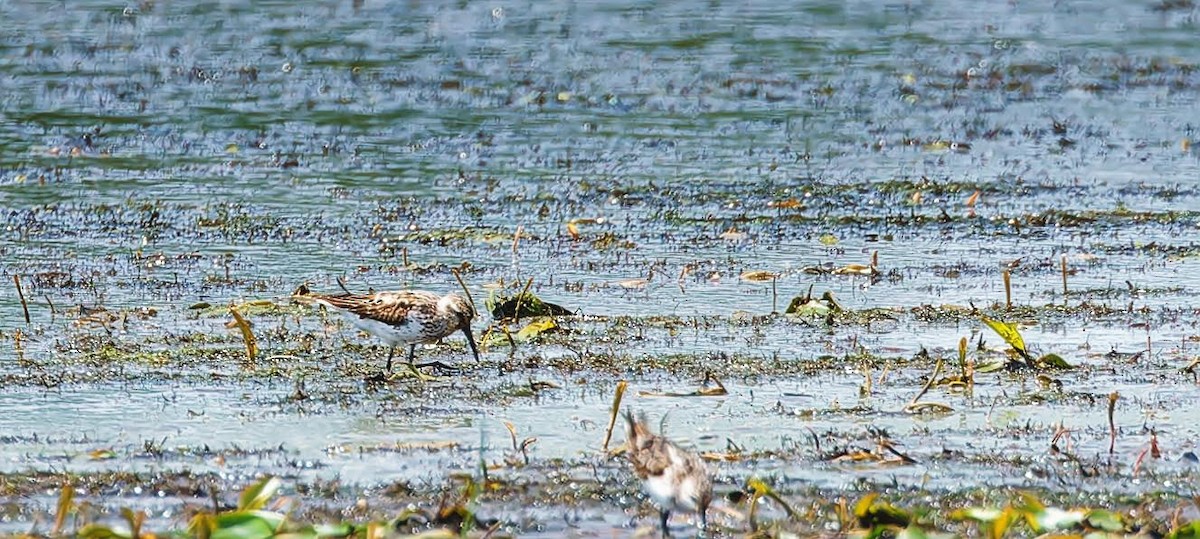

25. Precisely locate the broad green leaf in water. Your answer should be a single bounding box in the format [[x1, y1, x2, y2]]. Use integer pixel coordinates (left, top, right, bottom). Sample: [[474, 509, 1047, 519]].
[[981, 317, 1026, 355], [77, 525, 131, 539], [212, 511, 286, 539], [785, 298, 831, 317], [1166, 521, 1200, 539], [819, 233, 839, 245], [1085, 509, 1125, 532], [272, 529, 318, 539], [975, 360, 1008, 373], [746, 477, 777, 497], [989, 508, 1019, 539], [854, 493, 911, 528], [515, 317, 557, 341], [237, 476, 282, 511], [1037, 353, 1075, 369]]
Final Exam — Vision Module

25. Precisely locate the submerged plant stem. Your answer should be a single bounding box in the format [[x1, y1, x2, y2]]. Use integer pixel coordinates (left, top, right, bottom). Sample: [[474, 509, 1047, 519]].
[[14, 275, 30, 324]]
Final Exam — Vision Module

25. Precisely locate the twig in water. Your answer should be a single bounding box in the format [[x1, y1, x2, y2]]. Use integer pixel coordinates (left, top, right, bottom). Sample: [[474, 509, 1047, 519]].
[[43, 294, 56, 320], [1107, 391, 1119, 454], [909, 354, 943, 405], [451, 268, 477, 316], [500, 324, 517, 360], [14, 275, 30, 324], [52, 484, 74, 536], [1002, 269, 1012, 311], [229, 304, 258, 364], [513, 277, 534, 324], [601, 381, 628, 451]]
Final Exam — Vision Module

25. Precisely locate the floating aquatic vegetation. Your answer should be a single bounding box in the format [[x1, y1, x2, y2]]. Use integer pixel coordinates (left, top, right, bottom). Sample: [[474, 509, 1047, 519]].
[[226, 304, 258, 364], [904, 353, 953, 415], [739, 270, 777, 282], [980, 316, 1074, 371], [602, 380, 628, 452], [486, 291, 572, 320], [637, 372, 727, 398], [785, 287, 845, 320]]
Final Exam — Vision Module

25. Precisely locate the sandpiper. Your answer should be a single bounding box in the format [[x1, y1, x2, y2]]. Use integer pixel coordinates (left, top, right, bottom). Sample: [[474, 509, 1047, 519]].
[[300, 289, 481, 376], [624, 409, 713, 538]]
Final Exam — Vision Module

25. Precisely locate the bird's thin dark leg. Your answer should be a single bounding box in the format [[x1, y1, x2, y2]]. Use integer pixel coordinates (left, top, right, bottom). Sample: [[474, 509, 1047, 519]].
[[659, 509, 671, 538], [403, 344, 438, 380], [699, 510, 708, 536], [385, 347, 395, 372]]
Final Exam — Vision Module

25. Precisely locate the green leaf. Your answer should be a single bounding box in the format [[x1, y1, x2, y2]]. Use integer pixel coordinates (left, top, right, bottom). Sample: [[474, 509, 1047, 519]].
[[1036, 353, 1075, 370], [488, 292, 571, 319], [785, 298, 831, 317], [819, 233, 839, 245], [975, 360, 1008, 373], [854, 493, 912, 529], [989, 508, 1019, 539], [238, 476, 282, 511], [212, 510, 286, 539], [1166, 520, 1200, 539], [514, 317, 557, 341], [981, 317, 1026, 355], [1085, 509, 1126, 532], [77, 525, 131, 539]]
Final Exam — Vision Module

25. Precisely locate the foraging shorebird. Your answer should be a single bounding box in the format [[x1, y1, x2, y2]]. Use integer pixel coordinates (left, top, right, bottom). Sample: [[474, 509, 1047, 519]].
[[299, 289, 481, 376], [624, 410, 713, 538]]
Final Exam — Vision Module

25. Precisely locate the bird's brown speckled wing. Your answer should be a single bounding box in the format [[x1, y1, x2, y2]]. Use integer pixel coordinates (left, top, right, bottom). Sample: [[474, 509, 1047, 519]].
[[624, 411, 673, 479], [680, 451, 713, 508], [311, 290, 440, 327]]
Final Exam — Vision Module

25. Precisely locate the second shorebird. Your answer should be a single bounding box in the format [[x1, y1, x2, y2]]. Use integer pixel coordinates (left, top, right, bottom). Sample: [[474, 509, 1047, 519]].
[[303, 289, 481, 376], [624, 410, 713, 538]]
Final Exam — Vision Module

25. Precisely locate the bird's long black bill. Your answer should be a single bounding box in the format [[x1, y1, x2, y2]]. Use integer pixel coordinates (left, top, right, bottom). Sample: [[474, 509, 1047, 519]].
[[462, 326, 481, 362]]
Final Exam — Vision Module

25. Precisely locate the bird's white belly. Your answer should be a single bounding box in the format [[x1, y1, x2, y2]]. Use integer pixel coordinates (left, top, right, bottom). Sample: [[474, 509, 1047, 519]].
[[342, 313, 428, 345], [643, 473, 677, 510]]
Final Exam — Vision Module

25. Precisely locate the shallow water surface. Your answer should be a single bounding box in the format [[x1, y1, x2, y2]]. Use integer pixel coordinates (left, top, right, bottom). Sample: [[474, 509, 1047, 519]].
[[2, 0, 1200, 535]]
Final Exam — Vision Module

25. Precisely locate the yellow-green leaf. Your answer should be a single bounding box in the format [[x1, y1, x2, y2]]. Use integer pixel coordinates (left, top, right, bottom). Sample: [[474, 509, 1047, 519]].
[[1166, 521, 1200, 539], [212, 510, 285, 539], [88, 448, 117, 460], [1037, 353, 1075, 370], [77, 525, 128, 539], [515, 317, 557, 341], [982, 316, 1026, 355], [1085, 509, 1126, 532], [237, 476, 281, 511], [53, 484, 75, 536], [747, 477, 776, 497], [229, 305, 258, 363]]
